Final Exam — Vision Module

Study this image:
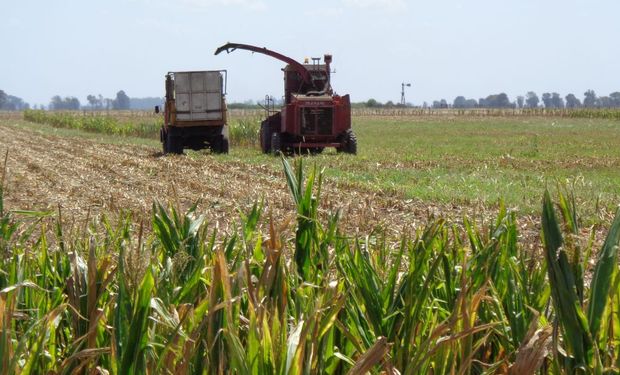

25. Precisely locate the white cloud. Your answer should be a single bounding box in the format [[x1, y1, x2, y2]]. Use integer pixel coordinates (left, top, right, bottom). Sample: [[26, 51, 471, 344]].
[[304, 7, 344, 17], [178, 0, 266, 11], [342, 0, 406, 10]]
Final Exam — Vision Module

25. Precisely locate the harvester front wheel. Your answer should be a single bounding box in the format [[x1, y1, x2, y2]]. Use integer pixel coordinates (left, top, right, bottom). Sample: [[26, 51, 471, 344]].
[[270, 132, 281, 156], [260, 122, 271, 153], [338, 130, 357, 155]]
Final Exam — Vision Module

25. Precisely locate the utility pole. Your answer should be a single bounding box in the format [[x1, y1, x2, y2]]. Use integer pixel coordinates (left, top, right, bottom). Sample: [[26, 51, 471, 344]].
[[400, 82, 411, 106]]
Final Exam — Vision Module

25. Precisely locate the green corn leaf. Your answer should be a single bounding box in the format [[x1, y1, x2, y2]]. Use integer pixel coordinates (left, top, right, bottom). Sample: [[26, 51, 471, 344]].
[[119, 267, 154, 375], [588, 207, 620, 341], [541, 190, 595, 371]]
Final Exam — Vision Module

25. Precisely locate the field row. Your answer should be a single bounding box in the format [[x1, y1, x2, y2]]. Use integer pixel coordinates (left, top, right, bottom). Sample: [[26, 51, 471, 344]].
[[17, 110, 620, 219], [2, 150, 620, 373]]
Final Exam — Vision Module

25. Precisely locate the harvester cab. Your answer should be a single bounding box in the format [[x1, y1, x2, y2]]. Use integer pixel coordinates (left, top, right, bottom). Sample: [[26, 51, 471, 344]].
[[215, 42, 356, 155]]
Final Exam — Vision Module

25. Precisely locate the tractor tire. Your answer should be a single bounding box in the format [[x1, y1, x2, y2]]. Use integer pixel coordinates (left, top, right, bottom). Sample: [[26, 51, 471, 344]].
[[220, 136, 229, 154], [166, 133, 183, 155], [210, 135, 228, 154], [260, 122, 271, 153], [270, 132, 281, 156], [338, 130, 357, 155], [161, 129, 168, 154]]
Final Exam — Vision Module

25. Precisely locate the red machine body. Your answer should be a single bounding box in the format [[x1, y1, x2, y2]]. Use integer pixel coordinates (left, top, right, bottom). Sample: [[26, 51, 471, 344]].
[[215, 43, 356, 154]]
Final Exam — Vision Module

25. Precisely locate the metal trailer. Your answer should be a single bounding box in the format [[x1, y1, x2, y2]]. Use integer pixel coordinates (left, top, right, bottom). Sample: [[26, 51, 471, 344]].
[[157, 70, 229, 154], [215, 43, 356, 155]]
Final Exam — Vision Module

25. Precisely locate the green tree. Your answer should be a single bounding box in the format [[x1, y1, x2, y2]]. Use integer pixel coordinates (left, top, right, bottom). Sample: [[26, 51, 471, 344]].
[[525, 91, 539, 108], [583, 89, 597, 108], [609, 92, 620, 107], [542, 93, 552, 108], [453, 96, 465, 108], [87, 94, 101, 109], [565, 93, 581, 108], [516, 96, 524, 108], [0, 90, 7, 109], [551, 93, 564, 108], [366, 98, 379, 107], [113, 90, 131, 110]]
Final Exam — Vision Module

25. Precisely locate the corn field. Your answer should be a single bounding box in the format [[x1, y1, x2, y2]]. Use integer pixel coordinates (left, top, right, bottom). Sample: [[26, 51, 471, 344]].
[[22, 110, 261, 146], [1, 156, 619, 374], [351, 108, 620, 119]]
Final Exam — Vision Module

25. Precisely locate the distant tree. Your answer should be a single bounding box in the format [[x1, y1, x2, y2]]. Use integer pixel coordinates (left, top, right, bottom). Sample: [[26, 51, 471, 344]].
[[432, 99, 448, 108], [453, 96, 477, 108], [609, 92, 620, 107], [69, 97, 80, 110], [541, 93, 552, 108], [87, 94, 99, 109], [525, 92, 539, 108], [516, 96, 524, 108], [0, 91, 28, 110], [465, 99, 478, 108], [583, 90, 597, 108], [50, 96, 63, 110], [565, 93, 581, 108], [597, 96, 612, 107], [551, 93, 564, 108], [453, 96, 467, 108], [49, 96, 80, 110], [366, 98, 379, 107], [385, 100, 395, 108], [482, 93, 511, 108], [0, 90, 7, 109], [113, 90, 130, 110]]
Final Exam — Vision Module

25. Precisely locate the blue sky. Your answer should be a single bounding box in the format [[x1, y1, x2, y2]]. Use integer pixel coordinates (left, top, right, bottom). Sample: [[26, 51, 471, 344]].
[[2, 0, 618, 107]]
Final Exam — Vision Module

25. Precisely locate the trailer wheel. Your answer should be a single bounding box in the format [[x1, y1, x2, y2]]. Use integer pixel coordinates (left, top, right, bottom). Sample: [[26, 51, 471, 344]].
[[166, 133, 183, 154], [161, 128, 168, 154], [337, 130, 357, 155], [260, 122, 271, 153], [220, 136, 229, 154], [270, 132, 281, 155]]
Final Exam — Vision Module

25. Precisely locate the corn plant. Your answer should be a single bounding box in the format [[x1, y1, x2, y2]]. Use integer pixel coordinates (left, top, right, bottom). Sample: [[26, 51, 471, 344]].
[[1, 154, 620, 373]]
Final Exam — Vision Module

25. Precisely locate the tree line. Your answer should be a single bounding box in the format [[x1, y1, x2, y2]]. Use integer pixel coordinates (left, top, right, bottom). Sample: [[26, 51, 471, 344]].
[[359, 90, 620, 109], [4, 88, 620, 112], [0, 90, 29, 110], [436, 90, 620, 109], [51, 90, 131, 110]]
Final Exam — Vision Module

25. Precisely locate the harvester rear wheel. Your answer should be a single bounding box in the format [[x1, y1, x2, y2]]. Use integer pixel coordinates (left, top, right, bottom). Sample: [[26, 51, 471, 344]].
[[270, 132, 281, 155], [260, 122, 271, 153]]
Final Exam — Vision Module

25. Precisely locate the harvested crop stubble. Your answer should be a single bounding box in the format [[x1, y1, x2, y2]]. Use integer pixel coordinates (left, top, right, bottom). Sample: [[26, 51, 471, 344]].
[[0, 121, 544, 243]]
